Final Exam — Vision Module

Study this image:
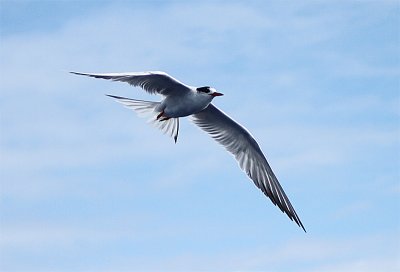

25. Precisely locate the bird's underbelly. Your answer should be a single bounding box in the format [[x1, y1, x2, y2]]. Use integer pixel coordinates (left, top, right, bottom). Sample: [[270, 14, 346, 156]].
[[163, 95, 211, 118], [165, 103, 207, 117]]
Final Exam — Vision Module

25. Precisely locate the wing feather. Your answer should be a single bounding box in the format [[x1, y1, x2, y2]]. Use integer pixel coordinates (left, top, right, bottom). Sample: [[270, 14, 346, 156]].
[[71, 71, 191, 96], [191, 104, 305, 231]]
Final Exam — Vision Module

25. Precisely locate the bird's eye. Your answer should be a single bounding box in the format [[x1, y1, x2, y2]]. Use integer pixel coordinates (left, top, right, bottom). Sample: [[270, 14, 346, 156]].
[[196, 86, 210, 93]]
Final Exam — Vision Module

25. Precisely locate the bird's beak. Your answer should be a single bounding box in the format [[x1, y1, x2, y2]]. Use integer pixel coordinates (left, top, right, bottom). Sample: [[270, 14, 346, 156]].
[[211, 92, 224, 97]]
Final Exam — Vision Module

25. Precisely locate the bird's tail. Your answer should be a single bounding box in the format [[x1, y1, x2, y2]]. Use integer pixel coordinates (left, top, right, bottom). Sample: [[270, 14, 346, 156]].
[[106, 95, 179, 143]]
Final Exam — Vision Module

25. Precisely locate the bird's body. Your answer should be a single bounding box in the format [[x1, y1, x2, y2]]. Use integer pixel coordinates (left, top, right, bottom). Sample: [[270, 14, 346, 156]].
[[160, 89, 215, 117], [71, 71, 306, 232]]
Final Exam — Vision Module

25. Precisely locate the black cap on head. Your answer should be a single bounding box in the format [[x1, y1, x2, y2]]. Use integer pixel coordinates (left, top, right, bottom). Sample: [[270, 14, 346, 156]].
[[196, 86, 211, 93]]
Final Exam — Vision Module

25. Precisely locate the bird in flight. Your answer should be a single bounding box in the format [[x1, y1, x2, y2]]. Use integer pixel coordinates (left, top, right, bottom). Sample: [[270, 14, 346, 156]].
[[71, 71, 306, 232]]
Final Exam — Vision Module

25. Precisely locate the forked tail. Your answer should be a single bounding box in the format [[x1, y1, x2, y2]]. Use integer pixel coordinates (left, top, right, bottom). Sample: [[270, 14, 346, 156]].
[[106, 95, 179, 142]]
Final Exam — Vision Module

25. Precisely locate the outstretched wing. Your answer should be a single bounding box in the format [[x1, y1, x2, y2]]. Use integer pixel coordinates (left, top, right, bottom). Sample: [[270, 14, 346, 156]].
[[71, 71, 191, 96], [191, 103, 305, 231]]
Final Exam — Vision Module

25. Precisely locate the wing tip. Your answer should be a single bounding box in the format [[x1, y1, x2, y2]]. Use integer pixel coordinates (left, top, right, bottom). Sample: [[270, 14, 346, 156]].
[[70, 71, 100, 78], [105, 94, 124, 100], [290, 210, 307, 233], [296, 218, 307, 233]]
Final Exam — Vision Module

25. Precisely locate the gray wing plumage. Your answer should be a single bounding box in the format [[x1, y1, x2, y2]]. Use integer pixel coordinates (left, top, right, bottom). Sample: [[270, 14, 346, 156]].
[[191, 104, 305, 231], [70, 71, 191, 96]]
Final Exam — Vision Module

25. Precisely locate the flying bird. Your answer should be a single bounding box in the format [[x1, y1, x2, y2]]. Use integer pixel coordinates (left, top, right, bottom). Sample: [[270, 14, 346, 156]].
[[71, 71, 306, 231]]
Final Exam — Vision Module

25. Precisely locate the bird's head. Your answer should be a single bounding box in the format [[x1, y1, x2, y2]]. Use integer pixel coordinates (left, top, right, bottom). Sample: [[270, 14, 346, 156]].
[[196, 86, 224, 98]]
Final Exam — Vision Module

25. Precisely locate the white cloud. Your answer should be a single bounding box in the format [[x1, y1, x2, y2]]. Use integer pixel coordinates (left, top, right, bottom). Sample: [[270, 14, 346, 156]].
[[1, 216, 398, 271], [315, 51, 400, 78]]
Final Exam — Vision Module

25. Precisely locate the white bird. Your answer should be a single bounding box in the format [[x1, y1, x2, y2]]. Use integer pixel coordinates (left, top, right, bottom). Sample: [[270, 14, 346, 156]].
[[71, 71, 306, 231]]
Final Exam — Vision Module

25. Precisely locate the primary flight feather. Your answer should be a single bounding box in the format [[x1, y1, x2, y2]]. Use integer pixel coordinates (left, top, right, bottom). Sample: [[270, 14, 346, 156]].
[[71, 71, 306, 232]]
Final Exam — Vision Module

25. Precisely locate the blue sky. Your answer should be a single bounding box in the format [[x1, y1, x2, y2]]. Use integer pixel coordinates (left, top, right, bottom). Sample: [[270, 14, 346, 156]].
[[1, 0, 399, 271]]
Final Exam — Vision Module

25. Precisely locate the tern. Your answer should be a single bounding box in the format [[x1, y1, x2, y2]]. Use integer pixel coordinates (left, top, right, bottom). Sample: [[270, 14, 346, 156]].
[[71, 71, 306, 231]]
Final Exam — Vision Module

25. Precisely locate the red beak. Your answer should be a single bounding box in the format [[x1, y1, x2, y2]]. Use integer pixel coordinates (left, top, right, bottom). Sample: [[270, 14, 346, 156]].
[[211, 92, 224, 97]]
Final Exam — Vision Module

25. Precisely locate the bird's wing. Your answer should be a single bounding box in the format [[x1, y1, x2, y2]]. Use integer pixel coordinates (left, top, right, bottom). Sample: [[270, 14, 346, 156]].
[[191, 103, 305, 231], [70, 71, 191, 96]]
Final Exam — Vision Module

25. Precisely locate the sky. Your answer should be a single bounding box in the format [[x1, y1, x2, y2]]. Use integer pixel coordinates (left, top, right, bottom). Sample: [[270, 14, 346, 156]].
[[0, 0, 399, 271]]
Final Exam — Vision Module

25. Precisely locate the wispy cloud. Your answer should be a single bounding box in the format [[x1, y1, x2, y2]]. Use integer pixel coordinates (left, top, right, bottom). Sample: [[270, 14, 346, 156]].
[[1, 1, 399, 271]]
